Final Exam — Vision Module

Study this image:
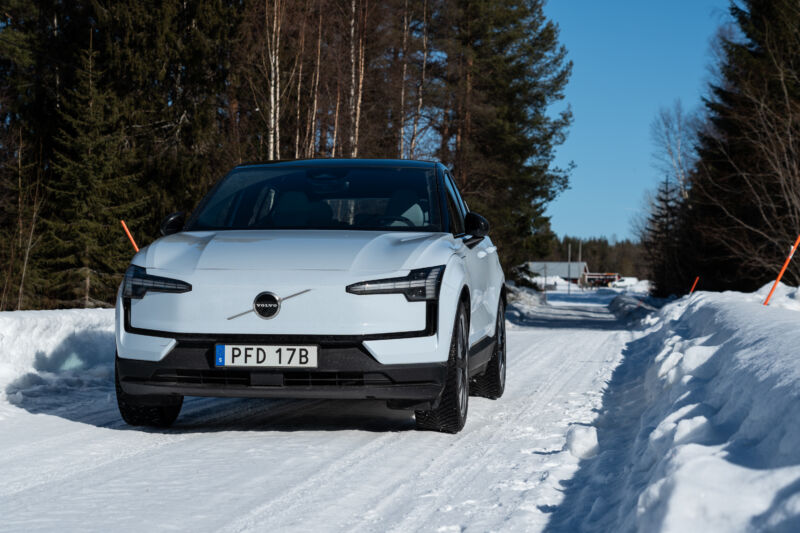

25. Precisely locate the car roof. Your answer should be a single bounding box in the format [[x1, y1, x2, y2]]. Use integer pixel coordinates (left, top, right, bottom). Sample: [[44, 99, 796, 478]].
[[234, 158, 440, 170]]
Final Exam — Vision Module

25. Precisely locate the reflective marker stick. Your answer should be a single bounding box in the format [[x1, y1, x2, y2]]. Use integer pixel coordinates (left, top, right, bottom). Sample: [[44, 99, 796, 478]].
[[120, 220, 139, 252], [763, 234, 800, 306], [689, 276, 699, 294]]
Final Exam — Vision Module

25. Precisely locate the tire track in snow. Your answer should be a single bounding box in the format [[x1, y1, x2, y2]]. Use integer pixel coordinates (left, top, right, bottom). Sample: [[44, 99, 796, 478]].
[[0, 396, 329, 499], [380, 330, 619, 532], [226, 310, 624, 532]]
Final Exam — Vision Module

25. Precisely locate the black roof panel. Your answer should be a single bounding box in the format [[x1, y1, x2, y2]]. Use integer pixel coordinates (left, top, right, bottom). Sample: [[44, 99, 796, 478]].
[[235, 158, 439, 170]]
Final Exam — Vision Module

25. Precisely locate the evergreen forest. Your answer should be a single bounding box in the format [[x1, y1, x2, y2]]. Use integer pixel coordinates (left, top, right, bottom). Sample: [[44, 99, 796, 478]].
[[0, 0, 573, 308], [641, 0, 800, 297]]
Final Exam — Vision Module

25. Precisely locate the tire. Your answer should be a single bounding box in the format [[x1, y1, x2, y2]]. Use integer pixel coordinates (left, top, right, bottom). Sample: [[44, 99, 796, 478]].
[[471, 299, 506, 400], [115, 359, 183, 428], [415, 303, 469, 433]]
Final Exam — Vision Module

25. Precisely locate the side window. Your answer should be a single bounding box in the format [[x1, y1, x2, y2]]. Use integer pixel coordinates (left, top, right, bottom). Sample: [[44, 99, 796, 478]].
[[446, 172, 469, 216], [444, 175, 465, 235]]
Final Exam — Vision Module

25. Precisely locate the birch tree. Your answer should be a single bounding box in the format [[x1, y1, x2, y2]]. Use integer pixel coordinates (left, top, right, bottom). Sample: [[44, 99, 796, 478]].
[[409, 0, 429, 158], [397, 0, 409, 157]]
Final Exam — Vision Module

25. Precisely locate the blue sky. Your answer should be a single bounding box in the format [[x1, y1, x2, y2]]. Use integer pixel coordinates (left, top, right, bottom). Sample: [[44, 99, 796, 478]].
[[542, 0, 731, 241]]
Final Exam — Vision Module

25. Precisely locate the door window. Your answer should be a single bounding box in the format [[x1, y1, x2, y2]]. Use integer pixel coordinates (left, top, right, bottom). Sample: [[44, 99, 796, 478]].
[[444, 175, 465, 235], [446, 172, 469, 217]]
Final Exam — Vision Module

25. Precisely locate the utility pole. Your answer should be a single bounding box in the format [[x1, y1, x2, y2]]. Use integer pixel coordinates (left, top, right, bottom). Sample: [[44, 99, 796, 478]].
[[578, 240, 582, 291], [567, 243, 571, 296], [543, 264, 547, 304]]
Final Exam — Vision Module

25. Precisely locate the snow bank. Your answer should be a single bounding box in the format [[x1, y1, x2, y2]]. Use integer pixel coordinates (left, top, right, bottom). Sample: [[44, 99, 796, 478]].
[[551, 283, 800, 532], [0, 309, 115, 414], [608, 292, 661, 322], [505, 284, 544, 327], [566, 425, 599, 460], [530, 275, 569, 288], [612, 277, 639, 288]]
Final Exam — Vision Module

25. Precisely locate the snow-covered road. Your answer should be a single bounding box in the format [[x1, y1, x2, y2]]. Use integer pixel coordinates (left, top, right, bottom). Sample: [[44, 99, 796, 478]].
[[0, 290, 631, 532]]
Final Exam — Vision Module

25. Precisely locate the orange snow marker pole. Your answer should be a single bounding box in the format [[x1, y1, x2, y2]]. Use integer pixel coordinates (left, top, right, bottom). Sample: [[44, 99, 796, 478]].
[[689, 276, 700, 294], [120, 220, 139, 252], [763, 234, 800, 306]]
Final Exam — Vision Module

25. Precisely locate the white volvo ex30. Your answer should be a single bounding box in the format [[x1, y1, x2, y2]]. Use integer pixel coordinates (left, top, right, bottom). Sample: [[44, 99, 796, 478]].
[[115, 159, 506, 433]]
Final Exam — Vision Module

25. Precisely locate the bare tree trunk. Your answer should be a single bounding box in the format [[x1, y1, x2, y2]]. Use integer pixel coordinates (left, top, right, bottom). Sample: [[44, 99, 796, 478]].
[[307, 7, 322, 158], [397, 0, 409, 157], [459, 54, 472, 187], [294, 6, 307, 159], [348, 0, 357, 156], [17, 129, 24, 249], [352, 0, 368, 157], [454, 50, 464, 179], [266, 0, 283, 160], [266, 1, 275, 160], [332, 82, 341, 157], [0, 249, 13, 311], [409, 0, 428, 157], [294, 58, 303, 158], [83, 264, 90, 308], [17, 179, 41, 311], [275, 3, 282, 160]]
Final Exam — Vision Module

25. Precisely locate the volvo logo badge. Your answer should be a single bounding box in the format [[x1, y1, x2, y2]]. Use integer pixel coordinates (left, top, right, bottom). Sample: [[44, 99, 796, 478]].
[[227, 289, 312, 321], [253, 292, 280, 319]]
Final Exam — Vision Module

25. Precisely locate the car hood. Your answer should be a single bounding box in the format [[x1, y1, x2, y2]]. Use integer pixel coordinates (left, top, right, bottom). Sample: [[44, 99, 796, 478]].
[[138, 230, 455, 274]]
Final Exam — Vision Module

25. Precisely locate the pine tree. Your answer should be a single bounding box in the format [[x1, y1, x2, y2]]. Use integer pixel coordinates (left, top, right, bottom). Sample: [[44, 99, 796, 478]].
[[45, 32, 143, 307], [432, 0, 573, 271]]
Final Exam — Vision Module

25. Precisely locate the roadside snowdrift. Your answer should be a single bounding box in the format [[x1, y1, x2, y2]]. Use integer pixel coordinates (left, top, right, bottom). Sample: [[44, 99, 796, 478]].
[[0, 309, 114, 418], [549, 283, 800, 532]]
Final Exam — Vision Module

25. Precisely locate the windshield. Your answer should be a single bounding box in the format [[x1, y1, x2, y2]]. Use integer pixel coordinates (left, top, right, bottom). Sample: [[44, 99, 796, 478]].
[[185, 165, 442, 232]]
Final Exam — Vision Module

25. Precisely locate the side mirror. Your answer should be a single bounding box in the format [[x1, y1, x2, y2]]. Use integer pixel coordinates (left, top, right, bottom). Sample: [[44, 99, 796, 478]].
[[160, 212, 185, 236], [465, 212, 489, 237]]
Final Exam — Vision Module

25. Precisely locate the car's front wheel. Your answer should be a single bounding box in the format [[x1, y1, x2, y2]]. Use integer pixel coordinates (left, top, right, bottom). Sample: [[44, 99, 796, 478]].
[[115, 359, 183, 428], [415, 302, 469, 433]]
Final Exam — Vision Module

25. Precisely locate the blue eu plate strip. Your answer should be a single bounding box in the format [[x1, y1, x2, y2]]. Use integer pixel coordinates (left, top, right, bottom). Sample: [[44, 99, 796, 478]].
[[215, 345, 225, 367]]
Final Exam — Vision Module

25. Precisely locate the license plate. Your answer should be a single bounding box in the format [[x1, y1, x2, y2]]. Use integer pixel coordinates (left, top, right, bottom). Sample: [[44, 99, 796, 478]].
[[214, 345, 318, 368]]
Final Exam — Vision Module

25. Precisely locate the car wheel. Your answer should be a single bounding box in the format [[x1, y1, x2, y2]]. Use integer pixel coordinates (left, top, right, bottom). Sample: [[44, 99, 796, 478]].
[[471, 299, 506, 400], [115, 359, 183, 428], [415, 302, 469, 433]]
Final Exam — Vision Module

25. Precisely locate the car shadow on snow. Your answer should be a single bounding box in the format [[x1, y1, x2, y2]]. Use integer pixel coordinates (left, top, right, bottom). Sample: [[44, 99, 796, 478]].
[[5, 330, 416, 433]]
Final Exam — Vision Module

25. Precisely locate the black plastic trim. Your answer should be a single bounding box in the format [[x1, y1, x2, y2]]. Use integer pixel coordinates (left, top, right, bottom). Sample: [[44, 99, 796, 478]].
[[462, 235, 485, 249], [116, 343, 447, 403], [123, 298, 438, 341], [468, 334, 496, 376]]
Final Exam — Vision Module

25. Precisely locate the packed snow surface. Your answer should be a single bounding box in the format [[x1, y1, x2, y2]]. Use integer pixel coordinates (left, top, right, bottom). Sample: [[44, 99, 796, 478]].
[[3, 282, 800, 531]]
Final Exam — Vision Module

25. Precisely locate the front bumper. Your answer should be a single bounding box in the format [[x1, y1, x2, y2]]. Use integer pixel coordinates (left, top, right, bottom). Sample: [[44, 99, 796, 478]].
[[116, 337, 447, 405]]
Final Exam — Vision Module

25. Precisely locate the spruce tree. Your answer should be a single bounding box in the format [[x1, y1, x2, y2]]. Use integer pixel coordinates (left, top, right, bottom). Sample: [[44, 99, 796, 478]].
[[642, 177, 685, 296], [686, 0, 800, 290], [45, 32, 143, 307], [432, 0, 573, 271]]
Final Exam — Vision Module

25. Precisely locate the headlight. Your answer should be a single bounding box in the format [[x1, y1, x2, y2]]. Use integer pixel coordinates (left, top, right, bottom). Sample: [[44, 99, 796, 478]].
[[346, 266, 444, 302], [122, 265, 192, 299]]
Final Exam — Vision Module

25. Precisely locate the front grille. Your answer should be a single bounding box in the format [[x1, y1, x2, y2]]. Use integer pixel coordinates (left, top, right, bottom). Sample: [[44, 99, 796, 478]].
[[283, 372, 392, 387], [149, 369, 395, 388], [151, 369, 250, 386]]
